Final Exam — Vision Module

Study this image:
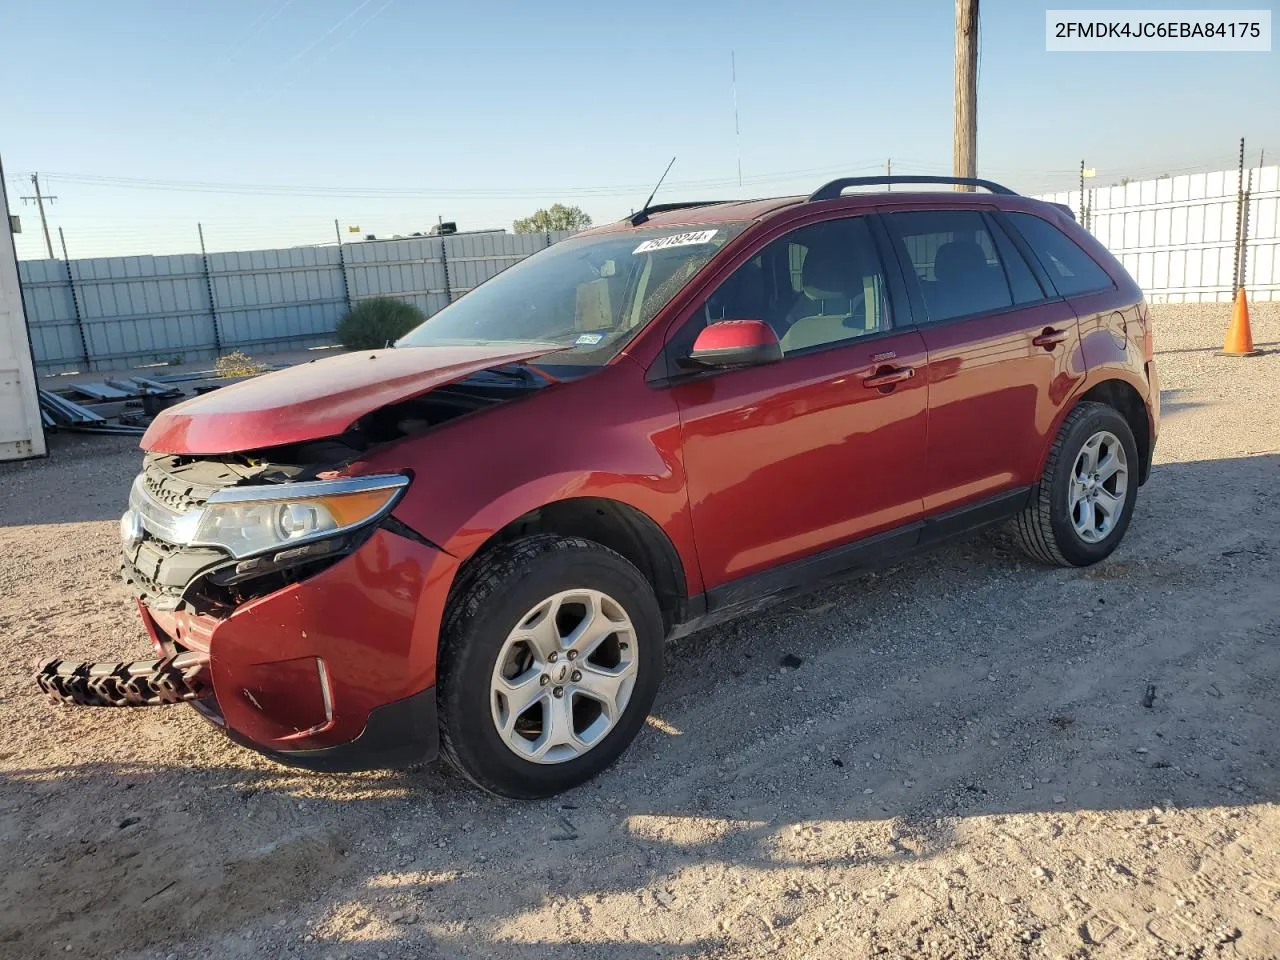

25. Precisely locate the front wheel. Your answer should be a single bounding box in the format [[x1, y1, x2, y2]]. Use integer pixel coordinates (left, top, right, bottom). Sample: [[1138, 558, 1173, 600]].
[[1013, 402, 1140, 567], [437, 535, 664, 798]]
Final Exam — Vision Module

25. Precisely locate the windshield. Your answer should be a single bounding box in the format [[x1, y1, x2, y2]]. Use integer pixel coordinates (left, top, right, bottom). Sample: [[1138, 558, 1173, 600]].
[[396, 222, 748, 365]]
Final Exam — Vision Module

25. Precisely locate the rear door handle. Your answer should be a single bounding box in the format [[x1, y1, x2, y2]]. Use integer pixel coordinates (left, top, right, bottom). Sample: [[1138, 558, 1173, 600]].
[[1032, 327, 1069, 349], [863, 366, 915, 388]]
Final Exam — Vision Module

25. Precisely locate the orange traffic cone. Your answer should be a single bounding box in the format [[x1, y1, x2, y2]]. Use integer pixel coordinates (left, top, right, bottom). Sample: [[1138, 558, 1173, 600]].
[[1218, 288, 1262, 357]]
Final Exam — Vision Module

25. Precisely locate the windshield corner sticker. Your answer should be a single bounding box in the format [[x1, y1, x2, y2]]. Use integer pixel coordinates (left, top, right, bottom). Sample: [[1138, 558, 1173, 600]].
[[574, 332, 605, 346], [633, 229, 718, 255]]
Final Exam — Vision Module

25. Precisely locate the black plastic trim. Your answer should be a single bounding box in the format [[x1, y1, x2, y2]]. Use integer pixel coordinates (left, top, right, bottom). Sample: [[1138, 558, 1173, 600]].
[[629, 201, 730, 225], [681, 486, 1034, 630], [810, 176, 1016, 201], [685, 341, 783, 369], [919, 486, 1031, 546], [989, 209, 1057, 296], [708, 522, 922, 611], [867, 213, 917, 329], [380, 514, 447, 553], [220, 686, 439, 772]]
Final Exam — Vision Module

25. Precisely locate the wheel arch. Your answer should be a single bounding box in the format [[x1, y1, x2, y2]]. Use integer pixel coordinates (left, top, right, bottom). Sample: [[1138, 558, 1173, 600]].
[[1076, 378, 1152, 485], [1041, 374, 1153, 485], [447, 496, 692, 635]]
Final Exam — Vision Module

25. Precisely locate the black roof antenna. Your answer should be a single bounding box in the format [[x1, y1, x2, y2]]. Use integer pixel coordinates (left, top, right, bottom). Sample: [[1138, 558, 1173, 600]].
[[630, 156, 677, 225]]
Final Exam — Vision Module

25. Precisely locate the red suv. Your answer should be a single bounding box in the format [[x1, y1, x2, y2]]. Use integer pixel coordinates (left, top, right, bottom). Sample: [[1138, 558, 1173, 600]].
[[40, 176, 1159, 798]]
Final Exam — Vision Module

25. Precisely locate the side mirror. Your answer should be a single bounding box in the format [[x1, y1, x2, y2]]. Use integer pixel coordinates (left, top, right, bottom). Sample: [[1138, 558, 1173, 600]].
[[686, 319, 782, 369]]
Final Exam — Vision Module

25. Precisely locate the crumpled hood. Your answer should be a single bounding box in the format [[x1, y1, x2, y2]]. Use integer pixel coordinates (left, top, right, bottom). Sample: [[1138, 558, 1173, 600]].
[[141, 343, 557, 454]]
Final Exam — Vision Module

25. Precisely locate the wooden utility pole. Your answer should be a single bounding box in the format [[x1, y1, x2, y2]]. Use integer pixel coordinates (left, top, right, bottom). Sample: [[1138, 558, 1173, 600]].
[[19, 173, 57, 259], [953, 0, 978, 190]]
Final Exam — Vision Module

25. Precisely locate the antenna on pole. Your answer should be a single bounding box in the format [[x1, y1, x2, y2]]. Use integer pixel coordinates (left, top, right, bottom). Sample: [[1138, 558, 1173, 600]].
[[732, 50, 742, 189], [20, 173, 57, 259], [641, 156, 677, 212]]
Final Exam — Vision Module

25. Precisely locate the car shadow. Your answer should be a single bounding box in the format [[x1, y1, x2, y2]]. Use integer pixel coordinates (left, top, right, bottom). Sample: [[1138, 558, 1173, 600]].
[[1155, 340, 1279, 356], [2, 453, 1278, 959]]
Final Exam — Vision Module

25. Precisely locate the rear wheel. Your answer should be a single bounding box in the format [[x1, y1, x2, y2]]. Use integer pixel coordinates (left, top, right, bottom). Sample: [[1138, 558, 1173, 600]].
[[437, 535, 663, 798], [1013, 402, 1139, 567]]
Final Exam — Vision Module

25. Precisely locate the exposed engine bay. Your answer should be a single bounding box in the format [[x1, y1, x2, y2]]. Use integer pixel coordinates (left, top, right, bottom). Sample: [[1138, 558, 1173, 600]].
[[123, 370, 545, 615]]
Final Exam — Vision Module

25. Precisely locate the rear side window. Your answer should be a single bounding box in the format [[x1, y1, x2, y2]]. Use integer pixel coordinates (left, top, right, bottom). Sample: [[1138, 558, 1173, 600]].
[[886, 210, 1017, 323], [1006, 212, 1113, 297], [988, 217, 1045, 304]]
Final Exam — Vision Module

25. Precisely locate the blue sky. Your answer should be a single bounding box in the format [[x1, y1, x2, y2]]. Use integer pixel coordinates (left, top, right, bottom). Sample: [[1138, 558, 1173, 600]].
[[2, 0, 1277, 258]]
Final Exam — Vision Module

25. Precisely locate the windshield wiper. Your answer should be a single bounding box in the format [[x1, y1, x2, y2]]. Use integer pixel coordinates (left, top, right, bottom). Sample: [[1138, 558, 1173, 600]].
[[472, 364, 540, 386]]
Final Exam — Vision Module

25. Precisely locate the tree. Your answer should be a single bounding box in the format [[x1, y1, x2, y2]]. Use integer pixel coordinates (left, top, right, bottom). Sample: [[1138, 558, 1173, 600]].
[[513, 204, 592, 234]]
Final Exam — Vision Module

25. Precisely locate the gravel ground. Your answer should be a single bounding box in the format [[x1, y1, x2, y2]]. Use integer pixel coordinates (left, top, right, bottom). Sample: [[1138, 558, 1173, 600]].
[[1, 303, 1278, 960]]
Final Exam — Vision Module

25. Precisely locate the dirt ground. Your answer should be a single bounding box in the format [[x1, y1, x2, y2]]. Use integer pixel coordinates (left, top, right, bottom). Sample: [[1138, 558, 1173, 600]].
[[1, 303, 1277, 960]]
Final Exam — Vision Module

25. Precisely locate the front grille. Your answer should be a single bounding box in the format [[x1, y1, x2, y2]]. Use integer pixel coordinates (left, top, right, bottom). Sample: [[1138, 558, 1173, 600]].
[[123, 524, 229, 610], [142, 460, 209, 514]]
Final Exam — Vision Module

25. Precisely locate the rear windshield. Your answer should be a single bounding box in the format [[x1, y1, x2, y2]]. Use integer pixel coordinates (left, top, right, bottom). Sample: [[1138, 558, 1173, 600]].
[[396, 222, 748, 365]]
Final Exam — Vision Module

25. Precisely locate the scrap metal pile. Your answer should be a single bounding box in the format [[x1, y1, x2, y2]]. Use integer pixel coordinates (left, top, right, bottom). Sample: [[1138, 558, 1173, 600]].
[[38, 376, 185, 436]]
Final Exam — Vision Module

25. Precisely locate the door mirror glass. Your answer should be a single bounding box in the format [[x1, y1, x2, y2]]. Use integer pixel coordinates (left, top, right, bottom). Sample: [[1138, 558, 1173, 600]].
[[686, 319, 782, 368]]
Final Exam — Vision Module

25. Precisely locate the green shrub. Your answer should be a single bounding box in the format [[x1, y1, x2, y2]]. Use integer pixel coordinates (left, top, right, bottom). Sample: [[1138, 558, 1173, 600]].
[[336, 297, 425, 350]]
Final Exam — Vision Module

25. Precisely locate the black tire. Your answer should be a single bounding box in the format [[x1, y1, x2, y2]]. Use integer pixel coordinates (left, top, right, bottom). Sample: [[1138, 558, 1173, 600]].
[[437, 534, 664, 798], [1013, 401, 1140, 567]]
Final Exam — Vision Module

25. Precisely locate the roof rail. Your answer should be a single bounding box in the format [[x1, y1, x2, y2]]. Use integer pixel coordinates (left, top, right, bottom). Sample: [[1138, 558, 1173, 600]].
[[628, 200, 729, 226], [809, 176, 1017, 202]]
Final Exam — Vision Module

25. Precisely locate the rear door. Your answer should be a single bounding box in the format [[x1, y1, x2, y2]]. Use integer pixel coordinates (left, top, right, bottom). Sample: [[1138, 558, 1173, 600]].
[[882, 208, 1086, 515], [664, 214, 929, 590]]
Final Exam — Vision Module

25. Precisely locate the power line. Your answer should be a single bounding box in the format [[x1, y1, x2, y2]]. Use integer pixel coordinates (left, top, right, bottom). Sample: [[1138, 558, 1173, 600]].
[[275, 0, 376, 76], [331, 0, 395, 52], [226, 0, 296, 61], [33, 161, 890, 200]]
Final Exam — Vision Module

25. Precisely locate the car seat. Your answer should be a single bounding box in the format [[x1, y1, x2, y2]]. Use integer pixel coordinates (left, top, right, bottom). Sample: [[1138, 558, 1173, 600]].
[[925, 240, 1009, 320], [779, 245, 868, 352]]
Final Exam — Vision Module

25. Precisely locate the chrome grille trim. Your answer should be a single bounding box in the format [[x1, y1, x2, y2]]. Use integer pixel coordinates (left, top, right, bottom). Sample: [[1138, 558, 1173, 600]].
[[129, 474, 205, 545]]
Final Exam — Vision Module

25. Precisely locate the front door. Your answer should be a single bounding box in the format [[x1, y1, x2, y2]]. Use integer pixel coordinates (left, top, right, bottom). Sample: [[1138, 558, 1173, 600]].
[[666, 215, 929, 591]]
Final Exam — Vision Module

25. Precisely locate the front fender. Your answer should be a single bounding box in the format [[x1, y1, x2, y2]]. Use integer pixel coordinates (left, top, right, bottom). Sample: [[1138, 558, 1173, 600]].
[[360, 359, 703, 599]]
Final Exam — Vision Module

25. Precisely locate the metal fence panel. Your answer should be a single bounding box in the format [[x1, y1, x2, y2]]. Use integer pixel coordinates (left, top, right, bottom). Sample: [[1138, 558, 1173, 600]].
[[17, 227, 580, 374], [1037, 165, 1280, 302], [17, 260, 83, 373], [345, 237, 451, 317], [209, 246, 346, 350]]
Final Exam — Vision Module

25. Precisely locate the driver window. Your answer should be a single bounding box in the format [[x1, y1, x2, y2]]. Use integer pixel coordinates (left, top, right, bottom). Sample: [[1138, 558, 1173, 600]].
[[694, 217, 890, 357]]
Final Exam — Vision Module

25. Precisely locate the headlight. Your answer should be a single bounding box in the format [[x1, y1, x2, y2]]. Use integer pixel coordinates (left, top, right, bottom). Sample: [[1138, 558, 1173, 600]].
[[130, 473, 409, 560], [194, 475, 409, 558]]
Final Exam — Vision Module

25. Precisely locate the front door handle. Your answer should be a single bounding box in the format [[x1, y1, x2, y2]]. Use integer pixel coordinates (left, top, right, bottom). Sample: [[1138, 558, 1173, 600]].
[[1032, 327, 1069, 349], [863, 366, 915, 389]]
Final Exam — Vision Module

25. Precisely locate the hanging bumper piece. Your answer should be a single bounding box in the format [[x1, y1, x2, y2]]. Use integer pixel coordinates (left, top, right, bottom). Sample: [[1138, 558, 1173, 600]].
[[35, 651, 211, 707]]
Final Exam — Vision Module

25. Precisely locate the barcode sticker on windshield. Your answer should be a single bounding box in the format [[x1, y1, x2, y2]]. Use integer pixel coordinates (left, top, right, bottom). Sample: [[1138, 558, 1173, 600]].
[[633, 229, 718, 254]]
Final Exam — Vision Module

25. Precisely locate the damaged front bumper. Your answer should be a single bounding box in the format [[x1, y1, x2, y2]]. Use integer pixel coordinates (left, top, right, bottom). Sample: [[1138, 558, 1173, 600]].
[[39, 457, 459, 773]]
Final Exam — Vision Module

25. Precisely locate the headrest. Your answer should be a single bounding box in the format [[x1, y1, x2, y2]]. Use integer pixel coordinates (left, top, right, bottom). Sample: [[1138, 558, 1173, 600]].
[[802, 245, 854, 299], [933, 241, 989, 284]]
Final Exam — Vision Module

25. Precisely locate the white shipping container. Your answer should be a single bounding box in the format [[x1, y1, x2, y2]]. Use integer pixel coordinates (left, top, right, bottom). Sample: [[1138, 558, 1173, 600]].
[[1, 171, 46, 461]]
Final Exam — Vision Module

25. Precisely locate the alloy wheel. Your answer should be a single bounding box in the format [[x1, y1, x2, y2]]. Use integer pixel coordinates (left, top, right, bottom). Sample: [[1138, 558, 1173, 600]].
[[1069, 429, 1129, 544], [489, 588, 638, 764]]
